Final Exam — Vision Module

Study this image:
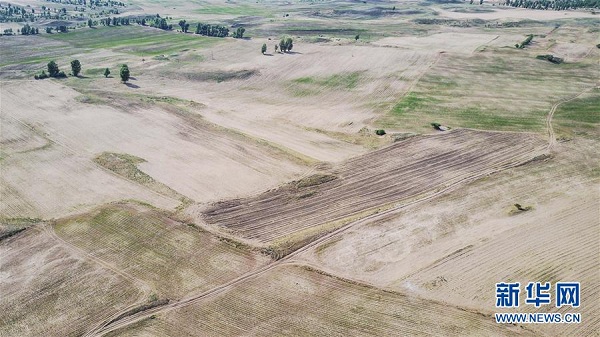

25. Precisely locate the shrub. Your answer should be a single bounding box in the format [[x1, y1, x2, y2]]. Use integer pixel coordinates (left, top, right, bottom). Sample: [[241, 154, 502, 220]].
[[536, 54, 563, 64], [120, 64, 130, 82], [47, 61, 59, 77], [431, 122, 442, 130], [70, 59, 81, 77], [37, 70, 48, 79], [375, 129, 386, 136]]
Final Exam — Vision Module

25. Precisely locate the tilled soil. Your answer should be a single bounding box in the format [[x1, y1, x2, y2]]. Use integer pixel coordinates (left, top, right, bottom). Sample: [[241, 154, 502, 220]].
[[203, 129, 546, 243]]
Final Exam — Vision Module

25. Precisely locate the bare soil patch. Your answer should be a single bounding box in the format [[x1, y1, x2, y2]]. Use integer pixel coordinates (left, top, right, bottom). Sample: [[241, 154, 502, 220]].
[[203, 129, 545, 252]]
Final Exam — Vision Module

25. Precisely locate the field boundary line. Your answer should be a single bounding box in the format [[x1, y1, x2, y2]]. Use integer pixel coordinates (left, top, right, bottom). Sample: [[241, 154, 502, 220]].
[[37, 225, 155, 337], [87, 140, 547, 336]]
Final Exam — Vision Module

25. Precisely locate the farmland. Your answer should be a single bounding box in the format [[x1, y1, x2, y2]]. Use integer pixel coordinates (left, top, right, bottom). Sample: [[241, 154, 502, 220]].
[[203, 129, 546, 252], [1, 0, 598, 335]]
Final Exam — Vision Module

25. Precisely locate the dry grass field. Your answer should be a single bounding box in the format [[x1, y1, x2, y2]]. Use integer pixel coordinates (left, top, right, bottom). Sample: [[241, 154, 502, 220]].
[[1, 0, 598, 335]]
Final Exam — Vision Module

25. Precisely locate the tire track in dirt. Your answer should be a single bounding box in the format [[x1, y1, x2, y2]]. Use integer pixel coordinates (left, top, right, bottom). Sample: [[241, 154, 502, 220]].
[[86, 133, 548, 336], [545, 86, 596, 151], [39, 224, 156, 337]]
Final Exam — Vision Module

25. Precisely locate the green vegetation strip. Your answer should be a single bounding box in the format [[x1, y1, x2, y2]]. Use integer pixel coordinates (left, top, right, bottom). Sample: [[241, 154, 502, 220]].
[[94, 152, 190, 203], [45, 26, 220, 56]]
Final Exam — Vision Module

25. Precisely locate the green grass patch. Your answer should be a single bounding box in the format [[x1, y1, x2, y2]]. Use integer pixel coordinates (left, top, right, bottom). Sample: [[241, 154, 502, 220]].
[[94, 152, 189, 202], [391, 92, 431, 116], [289, 71, 363, 96], [84, 67, 107, 75], [45, 26, 220, 56], [555, 93, 600, 124], [194, 4, 271, 16], [553, 91, 600, 139]]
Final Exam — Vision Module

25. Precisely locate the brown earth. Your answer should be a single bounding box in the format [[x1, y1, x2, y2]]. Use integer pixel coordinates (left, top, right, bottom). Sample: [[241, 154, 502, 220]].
[[203, 129, 546, 248]]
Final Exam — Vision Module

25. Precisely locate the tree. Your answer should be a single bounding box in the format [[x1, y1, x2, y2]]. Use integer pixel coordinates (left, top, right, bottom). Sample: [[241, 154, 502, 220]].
[[120, 64, 130, 83], [47, 61, 59, 77], [355, 34, 359, 41], [285, 37, 293, 52], [104, 68, 111, 78], [279, 38, 286, 52], [88, 19, 93, 27], [233, 27, 245, 38], [261, 43, 267, 54], [70, 60, 81, 77], [274, 44, 278, 53]]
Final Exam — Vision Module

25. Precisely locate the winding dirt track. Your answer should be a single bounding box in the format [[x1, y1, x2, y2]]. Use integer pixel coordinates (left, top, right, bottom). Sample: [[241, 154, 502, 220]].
[[86, 130, 548, 336], [545, 86, 596, 151], [84, 85, 597, 336], [41, 225, 157, 336]]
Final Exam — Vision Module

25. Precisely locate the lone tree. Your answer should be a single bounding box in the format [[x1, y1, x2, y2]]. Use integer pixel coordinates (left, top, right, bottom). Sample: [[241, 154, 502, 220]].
[[47, 61, 59, 77], [104, 68, 111, 78], [70, 60, 81, 77], [120, 64, 130, 83], [355, 34, 359, 41], [261, 43, 267, 54], [88, 19, 93, 28]]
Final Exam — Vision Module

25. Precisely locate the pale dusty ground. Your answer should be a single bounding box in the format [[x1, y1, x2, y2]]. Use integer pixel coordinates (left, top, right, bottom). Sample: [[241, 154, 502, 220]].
[[297, 138, 599, 336], [87, 41, 441, 162], [0, 2, 598, 336], [0, 227, 141, 337], [1, 80, 306, 218], [373, 33, 500, 54]]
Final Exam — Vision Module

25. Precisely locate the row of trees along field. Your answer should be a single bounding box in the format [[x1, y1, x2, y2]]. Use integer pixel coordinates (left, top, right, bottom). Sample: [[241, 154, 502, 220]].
[[142, 16, 245, 39], [1, 11, 246, 38], [505, 0, 599, 9], [34, 60, 130, 82]]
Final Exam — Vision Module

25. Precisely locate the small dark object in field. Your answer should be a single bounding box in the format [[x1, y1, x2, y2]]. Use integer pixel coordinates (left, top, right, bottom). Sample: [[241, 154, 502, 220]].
[[514, 203, 532, 211], [375, 129, 386, 136], [431, 122, 442, 130], [536, 54, 563, 64]]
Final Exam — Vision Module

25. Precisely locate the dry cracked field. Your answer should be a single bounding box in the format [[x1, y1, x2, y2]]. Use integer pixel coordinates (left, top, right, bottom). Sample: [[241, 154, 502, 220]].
[[1, 0, 599, 336]]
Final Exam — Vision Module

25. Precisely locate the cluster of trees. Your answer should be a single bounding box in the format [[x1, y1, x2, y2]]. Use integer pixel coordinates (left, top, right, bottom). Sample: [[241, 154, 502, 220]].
[[35, 60, 66, 79], [20, 24, 39, 35], [195, 23, 229, 37], [44, 0, 125, 8], [34, 59, 131, 83], [134, 15, 172, 30], [98, 16, 129, 26], [278, 37, 293, 52], [0, 3, 36, 23], [505, 0, 599, 10], [515, 34, 533, 48], [1, 0, 126, 23], [232, 27, 245, 38], [41, 25, 69, 33], [178, 19, 190, 33]]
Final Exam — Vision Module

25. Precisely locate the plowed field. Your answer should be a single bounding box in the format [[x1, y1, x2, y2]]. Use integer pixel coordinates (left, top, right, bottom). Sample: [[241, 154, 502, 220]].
[[204, 129, 546, 244]]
